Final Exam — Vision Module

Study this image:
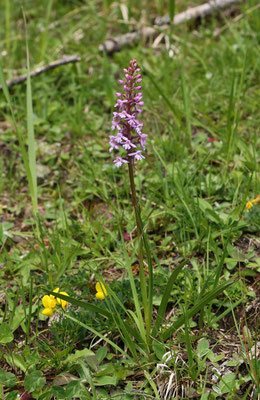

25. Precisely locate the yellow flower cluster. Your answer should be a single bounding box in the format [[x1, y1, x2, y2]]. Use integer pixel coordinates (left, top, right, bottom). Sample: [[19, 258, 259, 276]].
[[95, 282, 107, 300], [42, 288, 69, 317], [246, 194, 260, 211]]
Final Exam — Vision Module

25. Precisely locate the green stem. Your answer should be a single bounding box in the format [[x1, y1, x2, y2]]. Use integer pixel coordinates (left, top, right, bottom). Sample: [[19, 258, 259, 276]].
[[128, 161, 150, 343]]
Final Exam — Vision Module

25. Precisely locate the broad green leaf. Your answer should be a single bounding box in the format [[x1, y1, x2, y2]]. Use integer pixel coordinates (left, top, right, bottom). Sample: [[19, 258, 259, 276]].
[[197, 339, 209, 358], [4, 353, 27, 373], [218, 373, 236, 394], [96, 346, 108, 364], [152, 342, 166, 360], [93, 375, 118, 386], [52, 386, 67, 399], [6, 391, 19, 400], [64, 348, 95, 364], [0, 369, 16, 387], [95, 363, 114, 377], [63, 380, 82, 399], [0, 322, 14, 344], [10, 306, 25, 332], [24, 370, 46, 393], [77, 361, 97, 399]]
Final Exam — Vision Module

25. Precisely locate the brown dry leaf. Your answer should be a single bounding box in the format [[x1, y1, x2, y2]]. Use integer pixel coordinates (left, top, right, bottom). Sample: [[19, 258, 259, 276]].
[[53, 372, 79, 386]]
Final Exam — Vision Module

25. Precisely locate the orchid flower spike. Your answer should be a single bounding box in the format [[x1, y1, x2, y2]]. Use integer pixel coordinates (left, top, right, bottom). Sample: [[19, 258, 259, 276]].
[[109, 59, 146, 167]]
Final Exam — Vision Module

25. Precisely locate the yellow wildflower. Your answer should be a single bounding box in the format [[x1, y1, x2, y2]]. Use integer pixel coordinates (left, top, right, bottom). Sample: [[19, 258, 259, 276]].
[[42, 294, 57, 316], [95, 282, 107, 300], [252, 194, 260, 205], [56, 291, 69, 310], [50, 287, 60, 300], [246, 201, 253, 211], [42, 288, 69, 317], [42, 294, 56, 309], [42, 307, 54, 316]]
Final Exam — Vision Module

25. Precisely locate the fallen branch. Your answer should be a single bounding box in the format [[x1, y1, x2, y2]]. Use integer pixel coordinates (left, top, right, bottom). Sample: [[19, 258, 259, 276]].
[[154, 0, 241, 26], [0, 54, 81, 90], [99, 0, 242, 54], [99, 27, 157, 55]]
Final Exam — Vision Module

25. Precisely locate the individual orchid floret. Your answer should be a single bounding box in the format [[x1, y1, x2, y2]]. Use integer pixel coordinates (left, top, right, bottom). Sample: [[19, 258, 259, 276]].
[[109, 59, 147, 167], [122, 139, 136, 150], [113, 157, 129, 168], [139, 133, 147, 149], [128, 150, 145, 161]]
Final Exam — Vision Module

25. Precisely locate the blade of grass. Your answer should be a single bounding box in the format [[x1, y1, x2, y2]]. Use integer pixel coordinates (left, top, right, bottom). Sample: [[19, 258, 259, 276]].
[[180, 63, 192, 151], [39, 0, 53, 61], [162, 279, 233, 340], [65, 313, 134, 363], [209, 298, 243, 327], [225, 49, 247, 175], [48, 291, 112, 319], [127, 163, 149, 344], [5, 0, 10, 56], [143, 66, 181, 128], [26, 276, 33, 345], [135, 207, 154, 340], [24, 11, 38, 218], [172, 179, 199, 240], [152, 260, 186, 337], [184, 308, 196, 381], [168, 0, 176, 49], [169, 0, 176, 32], [97, 280, 144, 359], [0, 63, 34, 210], [143, 369, 160, 400], [213, 235, 229, 288], [49, 290, 142, 348], [119, 231, 147, 345]]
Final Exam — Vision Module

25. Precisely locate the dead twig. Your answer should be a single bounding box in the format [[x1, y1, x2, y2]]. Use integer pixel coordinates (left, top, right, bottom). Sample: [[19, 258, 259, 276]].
[[0, 54, 81, 90], [99, 0, 242, 54], [99, 27, 157, 55], [154, 0, 241, 26]]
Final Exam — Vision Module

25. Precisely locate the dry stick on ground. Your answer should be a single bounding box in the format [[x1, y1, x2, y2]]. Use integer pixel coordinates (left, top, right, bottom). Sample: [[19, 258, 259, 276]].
[[99, 0, 242, 54], [0, 54, 81, 90]]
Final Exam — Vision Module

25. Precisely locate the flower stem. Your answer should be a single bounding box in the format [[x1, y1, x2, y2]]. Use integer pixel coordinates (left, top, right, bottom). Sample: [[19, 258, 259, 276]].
[[128, 161, 150, 343]]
